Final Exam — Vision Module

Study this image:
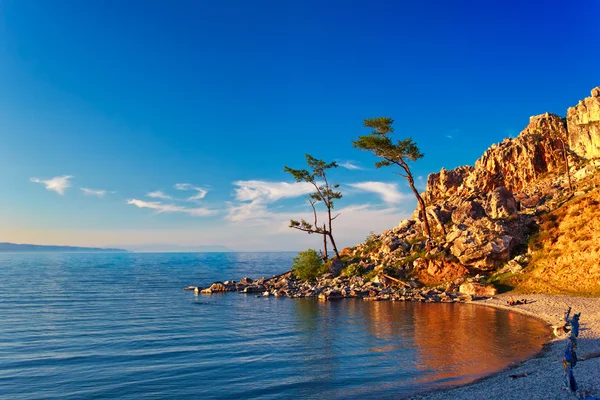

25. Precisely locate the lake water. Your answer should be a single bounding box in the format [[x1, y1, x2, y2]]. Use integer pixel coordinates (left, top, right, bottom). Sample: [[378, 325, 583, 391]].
[[0, 252, 550, 399]]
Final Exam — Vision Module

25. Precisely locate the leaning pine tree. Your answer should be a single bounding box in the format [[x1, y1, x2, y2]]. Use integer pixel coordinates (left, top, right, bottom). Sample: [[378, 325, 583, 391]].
[[352, 117, 433, 251], [284, 154, 342, 260]]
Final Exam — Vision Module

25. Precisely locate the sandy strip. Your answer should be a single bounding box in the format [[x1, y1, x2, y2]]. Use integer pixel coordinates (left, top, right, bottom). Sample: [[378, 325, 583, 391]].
[[410, 293, 600, 400]]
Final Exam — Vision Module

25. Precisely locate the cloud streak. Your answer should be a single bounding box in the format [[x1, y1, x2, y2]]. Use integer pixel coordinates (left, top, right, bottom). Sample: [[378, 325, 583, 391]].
[[127, 199, 217, 217], [233, 180, 314, 202], [339, 161, 364, 170], [175, 183, 208, 201], [146, 190, 172, 200], [81, 188, 112, 197], [30, 175, 73, 195], [348, 182, 407, 204]]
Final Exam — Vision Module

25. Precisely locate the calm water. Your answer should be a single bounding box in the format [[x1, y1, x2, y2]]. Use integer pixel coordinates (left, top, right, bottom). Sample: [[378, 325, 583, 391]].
[[0, 252, 550, 399]]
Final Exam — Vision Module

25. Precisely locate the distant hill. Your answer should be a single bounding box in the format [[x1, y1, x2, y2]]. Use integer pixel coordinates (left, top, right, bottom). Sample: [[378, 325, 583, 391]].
[[0, 242, 127, 253]]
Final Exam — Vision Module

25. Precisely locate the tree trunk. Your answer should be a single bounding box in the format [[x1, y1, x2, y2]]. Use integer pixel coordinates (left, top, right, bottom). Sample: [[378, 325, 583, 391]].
[[322, 224, 328, 260], [328, 231, 341, 259], [326, 205, 340, 259], [407, 175, 433, 252]]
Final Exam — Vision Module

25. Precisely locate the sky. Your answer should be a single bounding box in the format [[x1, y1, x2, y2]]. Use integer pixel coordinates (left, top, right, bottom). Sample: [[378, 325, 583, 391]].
[[0, 0, 598, 251]]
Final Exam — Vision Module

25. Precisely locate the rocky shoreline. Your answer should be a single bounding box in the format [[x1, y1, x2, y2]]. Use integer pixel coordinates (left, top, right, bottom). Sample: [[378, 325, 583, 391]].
[[184, 270, 498, 303], [187, 280, 600, 399]]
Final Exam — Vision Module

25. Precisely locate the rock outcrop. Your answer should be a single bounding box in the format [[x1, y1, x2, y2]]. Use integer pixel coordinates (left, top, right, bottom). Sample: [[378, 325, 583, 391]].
[[567, 86, 600, 159], [341, 86, 599, 285], [189, 271, 490, 302], [426, 113, 572, 203]]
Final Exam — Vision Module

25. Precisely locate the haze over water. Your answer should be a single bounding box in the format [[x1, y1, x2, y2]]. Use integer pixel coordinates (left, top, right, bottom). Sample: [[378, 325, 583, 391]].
[[0, 252, 550, 399]]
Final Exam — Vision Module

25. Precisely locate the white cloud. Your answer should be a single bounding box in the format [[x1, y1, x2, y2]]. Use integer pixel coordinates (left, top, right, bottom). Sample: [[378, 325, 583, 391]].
[[339, 161, 364, 170], [226, 180, 316, 222], [348, 181, 407, 204], [174, 183, 208, 201], [174, 183, 192, 190], [30, 175, 73, 195], [226, 201, 270, 223], [146, 190, 172, 200], [233, 180, 314, 202], [81, 188, 111, 197], [127, 199, 217, 217]]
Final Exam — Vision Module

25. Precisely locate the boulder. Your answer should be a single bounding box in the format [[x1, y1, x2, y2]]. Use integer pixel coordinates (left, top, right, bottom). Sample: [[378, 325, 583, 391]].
[[243, 284, 265, 293], [459, 282, 497, 297], [448, 222, 517, 270], [451, 201, 486, 225], [318, 289, 343, 301], [328, 258, 345, 276], [209, 282, 229, 292], [413, 258, 469, 286], [486, 186, 518, 219]]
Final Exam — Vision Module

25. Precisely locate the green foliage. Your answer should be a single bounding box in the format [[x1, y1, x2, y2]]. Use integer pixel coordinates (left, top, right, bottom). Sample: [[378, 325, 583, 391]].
[[352, 117, 424, 173], [352, 117, 433, 247], [483, 271, 516, 294], [284, 154, 342, 210], [407, 235, 427, 245], [343, 263, 365, 277], [364, 269, 379, 281], [399, 249, 427, 266], [361, 231, 380, 253], [292, 249, 326, 281], [284, 154, 343, 259]]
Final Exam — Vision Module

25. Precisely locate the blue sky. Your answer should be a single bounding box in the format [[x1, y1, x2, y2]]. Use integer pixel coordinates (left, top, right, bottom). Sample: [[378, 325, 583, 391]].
[[0, 0, 598, 251]]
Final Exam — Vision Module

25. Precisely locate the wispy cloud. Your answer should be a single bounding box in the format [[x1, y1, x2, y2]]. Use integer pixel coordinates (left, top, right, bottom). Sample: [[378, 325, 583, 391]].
[[127, 199, 217, 217], [174, 183, 193, 191], [348, 181, 407, 204], [146, 190, 172, 200], [226, 201, 270, 223], [174, 183, 208, 201], [226, 180, 315, 222], [81, 188, 113, 197], [446, 135, 453, 139], [339, 161, 364, 171], [30, 175, 73, 195], [233, 180, 314, 202]]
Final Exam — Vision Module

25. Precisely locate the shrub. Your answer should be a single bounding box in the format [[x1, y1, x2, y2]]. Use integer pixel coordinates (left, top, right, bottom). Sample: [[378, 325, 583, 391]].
[[343, 263, 365, 277], [292, 249, 325, 281]]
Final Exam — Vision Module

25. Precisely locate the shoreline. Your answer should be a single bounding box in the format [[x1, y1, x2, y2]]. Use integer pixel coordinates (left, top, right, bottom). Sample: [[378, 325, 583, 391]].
[[410, 293, 600, 400]]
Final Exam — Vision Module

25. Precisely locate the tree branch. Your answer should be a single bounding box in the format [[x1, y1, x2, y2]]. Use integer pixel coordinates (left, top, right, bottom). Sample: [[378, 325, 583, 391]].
[[292, 226, 326, 235]]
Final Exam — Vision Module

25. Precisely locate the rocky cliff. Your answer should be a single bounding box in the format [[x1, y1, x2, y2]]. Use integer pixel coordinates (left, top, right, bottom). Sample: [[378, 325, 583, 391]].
[[342, 86, 600, 295], [567, 87, 600, 159]]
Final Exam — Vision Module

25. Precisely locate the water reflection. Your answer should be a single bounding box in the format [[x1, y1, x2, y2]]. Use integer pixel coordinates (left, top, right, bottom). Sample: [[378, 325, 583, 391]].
[[411, 303, 550, 388], [292, 299, 550, 397]]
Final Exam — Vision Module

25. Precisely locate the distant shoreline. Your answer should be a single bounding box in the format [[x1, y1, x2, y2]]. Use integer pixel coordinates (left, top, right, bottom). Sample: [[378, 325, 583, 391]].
[[0, 242, 127, 253], [411, 293, 600, 400]]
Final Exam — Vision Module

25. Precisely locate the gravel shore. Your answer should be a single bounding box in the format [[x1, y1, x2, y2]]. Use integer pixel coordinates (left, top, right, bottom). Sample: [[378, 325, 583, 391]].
[[410, 293, 600, 400]]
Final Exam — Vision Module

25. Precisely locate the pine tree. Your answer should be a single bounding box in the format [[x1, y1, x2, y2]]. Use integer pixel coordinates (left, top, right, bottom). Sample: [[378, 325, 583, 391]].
[[284, 154, 342, 259], [353, 117, 433, 251]]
